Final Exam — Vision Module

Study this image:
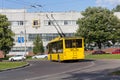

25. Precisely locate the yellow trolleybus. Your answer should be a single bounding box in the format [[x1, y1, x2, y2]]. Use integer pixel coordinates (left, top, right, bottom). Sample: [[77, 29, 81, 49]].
[[47, 37, 85, 62]]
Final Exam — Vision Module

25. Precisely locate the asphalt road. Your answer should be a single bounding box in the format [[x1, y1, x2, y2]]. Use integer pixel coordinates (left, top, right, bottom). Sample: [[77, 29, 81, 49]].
[[1, 59, 120, 80], [0, 60, 92, 80]]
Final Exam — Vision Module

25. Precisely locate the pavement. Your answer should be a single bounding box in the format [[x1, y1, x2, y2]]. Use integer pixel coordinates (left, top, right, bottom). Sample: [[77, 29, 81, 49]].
[[1, 59, 120, 80], [25, 59, 120, 80]]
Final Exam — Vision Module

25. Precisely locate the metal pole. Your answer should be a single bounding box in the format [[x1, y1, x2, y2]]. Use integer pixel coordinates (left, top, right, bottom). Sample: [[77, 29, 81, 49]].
[[20, 32, 22, 52], [20, 31, 23, 53], [24, 8, 27, 56], [23, 5, 42, 55]]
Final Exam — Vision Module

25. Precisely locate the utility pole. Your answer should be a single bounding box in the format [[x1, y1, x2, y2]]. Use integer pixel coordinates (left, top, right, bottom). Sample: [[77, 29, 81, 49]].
[[23, 5, 43, 55], [24, 8, 27, 56]]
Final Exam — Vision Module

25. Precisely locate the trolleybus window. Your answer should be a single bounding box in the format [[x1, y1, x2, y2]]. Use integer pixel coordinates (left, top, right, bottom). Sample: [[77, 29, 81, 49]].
[[48, 40, 63, 53], [65, 39, 82, 48]]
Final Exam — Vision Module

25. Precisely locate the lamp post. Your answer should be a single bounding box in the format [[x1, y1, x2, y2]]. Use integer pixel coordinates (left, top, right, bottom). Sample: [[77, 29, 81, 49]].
[[23, 5, 43, 55], [23, 8, 27, 55], [20, 31, 23, 52]]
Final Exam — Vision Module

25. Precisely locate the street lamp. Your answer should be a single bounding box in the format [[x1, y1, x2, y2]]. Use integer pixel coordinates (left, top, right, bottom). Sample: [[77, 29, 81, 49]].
[[20, 31, 24, 54], [23, 8, 27, 55], [23, 5, 43, 55]]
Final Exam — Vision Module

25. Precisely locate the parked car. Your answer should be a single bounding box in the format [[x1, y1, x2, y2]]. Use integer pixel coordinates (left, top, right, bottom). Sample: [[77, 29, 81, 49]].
[[112, 49, 120, 54], [32, 54, 48, 59], [9, 55, 26, 61], [92, 50, 106, 55]]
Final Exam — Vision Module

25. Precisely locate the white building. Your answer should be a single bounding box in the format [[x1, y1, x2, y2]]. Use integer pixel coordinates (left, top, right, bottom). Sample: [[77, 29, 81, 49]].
[[0, 9, 83, 55], [0, 9, 119, 55]]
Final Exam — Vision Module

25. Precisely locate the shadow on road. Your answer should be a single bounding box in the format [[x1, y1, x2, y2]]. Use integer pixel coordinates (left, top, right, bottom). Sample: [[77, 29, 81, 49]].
[[57, 59, 95, 63], [61, 66, 120, 80]]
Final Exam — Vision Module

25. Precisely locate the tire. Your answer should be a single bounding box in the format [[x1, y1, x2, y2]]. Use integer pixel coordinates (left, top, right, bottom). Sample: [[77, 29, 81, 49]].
[[50, 55, 52, 61], [34, 57, 37, 59], [22, 58, 25, 61], [11, 58, 14, 61], [58, 55, 61, 62], [45, 56, 47, 58]]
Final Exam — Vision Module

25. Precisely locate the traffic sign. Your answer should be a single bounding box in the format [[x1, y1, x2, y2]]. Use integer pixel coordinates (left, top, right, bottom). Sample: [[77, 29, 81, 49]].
[[18, 37, 24, 43]]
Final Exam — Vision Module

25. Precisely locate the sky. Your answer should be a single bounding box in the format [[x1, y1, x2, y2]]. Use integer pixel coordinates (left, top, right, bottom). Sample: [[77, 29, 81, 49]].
[[0, 0, 120, 12]]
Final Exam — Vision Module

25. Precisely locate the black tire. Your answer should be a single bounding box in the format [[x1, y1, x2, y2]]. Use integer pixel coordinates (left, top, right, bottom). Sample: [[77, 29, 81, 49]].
[[34, 57, 37, 59], [22, 58, 25, 61], [45, 56, 48, 59], [58, 55, 61, 62], [11, 58, 14, 61], [50, 55, 52, 61]]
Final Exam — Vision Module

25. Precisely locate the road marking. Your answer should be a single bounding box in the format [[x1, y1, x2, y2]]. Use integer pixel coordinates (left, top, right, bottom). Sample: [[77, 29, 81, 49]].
[[25, 61, 95, 80]]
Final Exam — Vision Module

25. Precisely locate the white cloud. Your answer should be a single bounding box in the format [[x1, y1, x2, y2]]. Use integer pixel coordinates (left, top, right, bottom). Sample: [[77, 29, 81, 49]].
[[96, 0, 120, 9]]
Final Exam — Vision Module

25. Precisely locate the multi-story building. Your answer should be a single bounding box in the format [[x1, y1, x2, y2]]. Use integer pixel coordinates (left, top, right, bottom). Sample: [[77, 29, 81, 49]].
[[0, 9, 83, 55], [0, 9, 119, 55]]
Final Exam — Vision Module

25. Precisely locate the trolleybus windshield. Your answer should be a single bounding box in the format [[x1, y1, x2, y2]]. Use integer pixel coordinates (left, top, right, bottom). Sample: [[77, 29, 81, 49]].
[[48, 40, 63, 53], [65, 39, 82, 48]]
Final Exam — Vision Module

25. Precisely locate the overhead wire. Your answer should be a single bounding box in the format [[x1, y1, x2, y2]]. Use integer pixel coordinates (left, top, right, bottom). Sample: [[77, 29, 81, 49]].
[[51, 14, 65, 37], [46, 14, 63, 37], [3, 0, 77, 12], [3, 0, 66, 37]]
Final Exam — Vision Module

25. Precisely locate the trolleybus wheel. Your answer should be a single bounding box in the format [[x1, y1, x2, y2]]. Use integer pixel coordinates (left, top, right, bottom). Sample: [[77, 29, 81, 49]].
[[58, 55, 61, 62], [50, 55, 52, 61]]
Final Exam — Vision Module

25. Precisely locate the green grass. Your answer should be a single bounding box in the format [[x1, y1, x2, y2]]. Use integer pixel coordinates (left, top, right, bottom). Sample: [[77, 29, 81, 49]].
[[85, 54, 120, 59], [0, 62, 27, 71], [109, 71, 120, 75]]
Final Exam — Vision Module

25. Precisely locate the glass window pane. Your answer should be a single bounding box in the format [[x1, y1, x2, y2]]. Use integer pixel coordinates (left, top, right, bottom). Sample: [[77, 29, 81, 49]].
[[65, 39, 82, 48]]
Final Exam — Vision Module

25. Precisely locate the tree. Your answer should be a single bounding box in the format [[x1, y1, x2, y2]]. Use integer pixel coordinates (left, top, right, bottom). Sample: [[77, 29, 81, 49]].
[[76, 7, 120, 49], [112, 5, 120, 12], [33, 35, 44, 54], [0, 14, 14, 54]]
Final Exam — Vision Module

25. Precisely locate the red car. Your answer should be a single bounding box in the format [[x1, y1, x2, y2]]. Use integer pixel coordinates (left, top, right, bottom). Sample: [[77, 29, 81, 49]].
[[92, 50, 106, 55], [112, 49, 120, 54]]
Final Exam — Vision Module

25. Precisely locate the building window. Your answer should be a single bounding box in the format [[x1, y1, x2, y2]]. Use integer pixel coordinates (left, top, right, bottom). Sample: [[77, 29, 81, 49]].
[[32, 20, 40, 28], [10, 21, 25, 26], [10, 47, 29, 52], [18, 21, 24, 25], [48, 21, 52, 25], [44, 20, 77, 26], [28, 33, 74, 42], [44, 20, 58, 26], [33, 20, 38, 25], [71, 20, 77, 25], [64, 20, 68, 25], [28, 34, 42, 42]]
